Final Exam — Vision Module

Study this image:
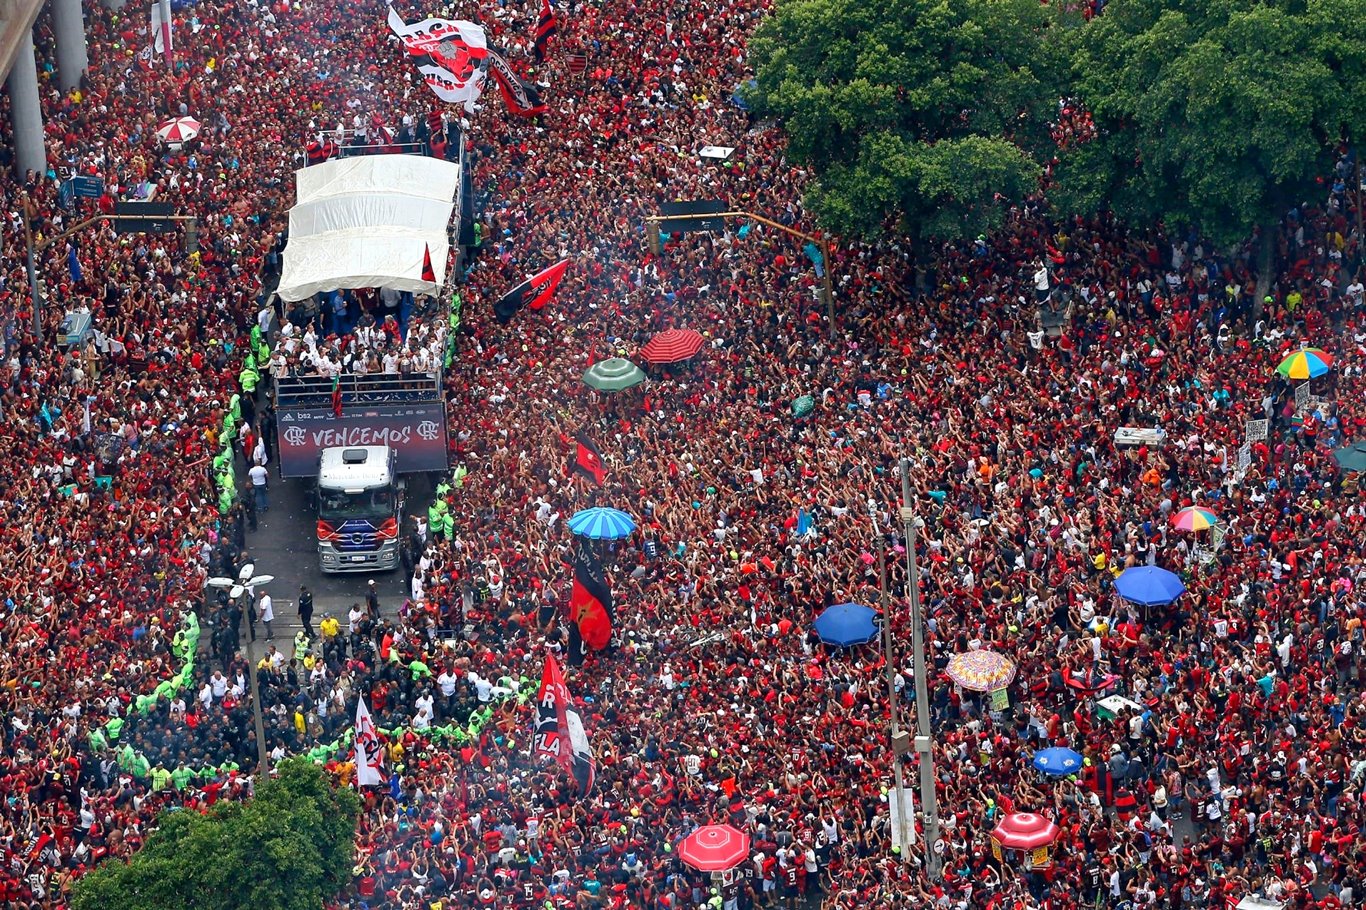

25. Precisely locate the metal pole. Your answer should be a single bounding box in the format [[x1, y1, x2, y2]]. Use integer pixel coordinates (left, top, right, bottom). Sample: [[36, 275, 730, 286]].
[[20, 194, 42, 340], [242, 608, 271, 774], [870, 501, 913, 866], [899, 458, 941, 878], [821, 238, 836, 341]]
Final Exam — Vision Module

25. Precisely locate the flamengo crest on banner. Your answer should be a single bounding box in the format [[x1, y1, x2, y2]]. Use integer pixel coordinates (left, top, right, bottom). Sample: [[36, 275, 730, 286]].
[[387, 5, 489, 112]]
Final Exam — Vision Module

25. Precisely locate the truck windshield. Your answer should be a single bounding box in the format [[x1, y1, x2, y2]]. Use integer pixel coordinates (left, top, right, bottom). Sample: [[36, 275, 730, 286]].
[[319, 488, 394, 522]]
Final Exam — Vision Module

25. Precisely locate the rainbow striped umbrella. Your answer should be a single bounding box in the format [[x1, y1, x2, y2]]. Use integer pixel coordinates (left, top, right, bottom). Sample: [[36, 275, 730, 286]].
[[1275, 348, 1333, 380], [1170, 506, 1218, 531]]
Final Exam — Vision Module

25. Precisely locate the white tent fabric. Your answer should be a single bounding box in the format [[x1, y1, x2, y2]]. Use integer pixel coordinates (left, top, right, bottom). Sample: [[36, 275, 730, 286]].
[[277, 155, 460, 302]]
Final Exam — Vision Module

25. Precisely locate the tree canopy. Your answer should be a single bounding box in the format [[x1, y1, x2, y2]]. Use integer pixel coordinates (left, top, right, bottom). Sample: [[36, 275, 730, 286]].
[[747, 0, 1064, 242], [72, 760, 360, 910], [1055, 0, 1366, 249]]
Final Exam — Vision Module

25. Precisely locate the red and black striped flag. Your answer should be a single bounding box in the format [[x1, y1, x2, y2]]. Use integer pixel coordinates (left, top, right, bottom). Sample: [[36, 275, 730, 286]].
[[488, 49, 550, 118], [533, 0, 557, 62], [494, 258, 569, 322], [571, 432, 606, 485], [569, 541, 613, 651]]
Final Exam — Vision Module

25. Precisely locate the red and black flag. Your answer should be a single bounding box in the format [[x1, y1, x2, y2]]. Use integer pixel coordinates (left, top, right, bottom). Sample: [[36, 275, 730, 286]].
[[421, 243, 436, 284], [533, 0, 557, 61], [569, 540, 613, 651], [494, 258, 569, 322], [531, 654, 596, 793], [571, 432, 606, 485], [488, 49, 550, 117]]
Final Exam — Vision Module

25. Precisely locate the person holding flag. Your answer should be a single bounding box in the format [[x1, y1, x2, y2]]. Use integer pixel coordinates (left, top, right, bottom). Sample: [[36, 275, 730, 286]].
[[354, 695, 386, 787]]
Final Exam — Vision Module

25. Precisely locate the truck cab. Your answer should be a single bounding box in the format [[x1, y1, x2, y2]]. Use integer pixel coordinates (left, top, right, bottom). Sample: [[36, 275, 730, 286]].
[[316, 446, 402, 573]]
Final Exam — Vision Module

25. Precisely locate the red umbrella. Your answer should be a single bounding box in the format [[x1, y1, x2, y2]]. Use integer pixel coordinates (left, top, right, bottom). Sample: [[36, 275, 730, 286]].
[[990, 813, 1060, 850], [641, 328, 705, 364], [678, 824, 751, 872]]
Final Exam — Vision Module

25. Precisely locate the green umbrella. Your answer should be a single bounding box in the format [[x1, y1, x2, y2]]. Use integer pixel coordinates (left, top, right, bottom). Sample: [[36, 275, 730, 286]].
[[1334, 442, 1366, 473], [792, 395, 815, 419], [583, 357, 646, 391]]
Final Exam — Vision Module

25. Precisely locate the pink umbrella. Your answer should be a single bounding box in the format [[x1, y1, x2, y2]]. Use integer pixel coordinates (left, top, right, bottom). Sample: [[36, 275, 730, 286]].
[[678, 824, 751, 872], [156, 116, 201, 143], [991, 812, 1060, 851]]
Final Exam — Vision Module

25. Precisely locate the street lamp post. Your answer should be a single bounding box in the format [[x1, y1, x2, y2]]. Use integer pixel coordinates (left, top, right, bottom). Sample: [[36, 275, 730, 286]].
[[899, 458, 942, 879], [870, 500, 914, 866], [242, 617, 271, 774]]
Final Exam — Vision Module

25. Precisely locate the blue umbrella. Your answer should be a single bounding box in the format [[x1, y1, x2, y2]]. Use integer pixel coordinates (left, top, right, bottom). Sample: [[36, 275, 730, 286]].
[[812, 603, 879, 647], [1113, 566, 1186, 607], [1032, 747, 1084, 777], [568, 507, 637, 540]]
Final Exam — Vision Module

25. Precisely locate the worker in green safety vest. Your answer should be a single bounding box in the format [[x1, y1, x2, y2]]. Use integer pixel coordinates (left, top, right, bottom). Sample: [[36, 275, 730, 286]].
[[239, 365, 260, 396]]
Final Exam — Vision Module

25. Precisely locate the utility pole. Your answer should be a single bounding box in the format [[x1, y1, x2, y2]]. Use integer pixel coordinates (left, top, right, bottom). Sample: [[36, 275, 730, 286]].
[[870, 500, 913, 866], [899, 458, 941, 878], [20, 193, 42, 339], [243, 627, 271, 774]]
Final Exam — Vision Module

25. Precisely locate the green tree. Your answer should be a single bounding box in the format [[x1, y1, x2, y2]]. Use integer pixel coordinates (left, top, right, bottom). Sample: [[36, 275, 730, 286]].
[[748, 0, 1063, 242], [73, 760, 360, 910], [1056, 0, 1366, 285]]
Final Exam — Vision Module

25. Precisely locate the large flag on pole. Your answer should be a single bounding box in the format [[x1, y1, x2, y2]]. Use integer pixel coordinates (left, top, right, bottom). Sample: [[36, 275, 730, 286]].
[[354, 695, 386, 786], [494, 259, 569, 322], [531, 655, 595, 793], [571, 432, 606, 486], [387, 5, 489, 112], [533, 0, 557, 61], [149, 0, 173, 70], [570, 540, 613, 651], [488, 49, 550, 117]]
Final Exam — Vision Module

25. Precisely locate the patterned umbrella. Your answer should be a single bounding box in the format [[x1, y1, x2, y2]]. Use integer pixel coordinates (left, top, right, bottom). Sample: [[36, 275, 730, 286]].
[[792, 395, 815, 419], [567, 507, 637, 540], [156, 116, 201, 143], [1275, 348, 1332, 380], [1032, 747, 1084, 777], [991, 813, 1060, 850], [678, 824, 751, 872], [582, 357, 646, 391], [640, 328, 705, 364], [1170, 506, 1217, 531], [945, 650, 1017, 692]]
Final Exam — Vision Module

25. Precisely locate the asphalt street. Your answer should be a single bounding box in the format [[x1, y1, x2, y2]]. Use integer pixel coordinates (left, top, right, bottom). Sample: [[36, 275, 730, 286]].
[[236, 471, 420, 640]]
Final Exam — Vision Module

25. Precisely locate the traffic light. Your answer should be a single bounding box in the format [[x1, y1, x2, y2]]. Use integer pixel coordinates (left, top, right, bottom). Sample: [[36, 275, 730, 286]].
[[185, 218, 199, 254]]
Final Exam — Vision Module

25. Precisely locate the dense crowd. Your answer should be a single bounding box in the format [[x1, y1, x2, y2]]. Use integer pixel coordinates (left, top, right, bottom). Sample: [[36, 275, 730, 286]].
[[1, 0, 1366, 909]]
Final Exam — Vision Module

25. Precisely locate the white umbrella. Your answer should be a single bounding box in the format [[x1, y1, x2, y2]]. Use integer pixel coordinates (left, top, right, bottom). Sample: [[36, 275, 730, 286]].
[[156, 116, 201, 143]]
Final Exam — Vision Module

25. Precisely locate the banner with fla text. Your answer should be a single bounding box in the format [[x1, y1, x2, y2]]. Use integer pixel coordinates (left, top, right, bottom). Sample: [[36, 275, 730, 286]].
[[531, 654, 596, 793]]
